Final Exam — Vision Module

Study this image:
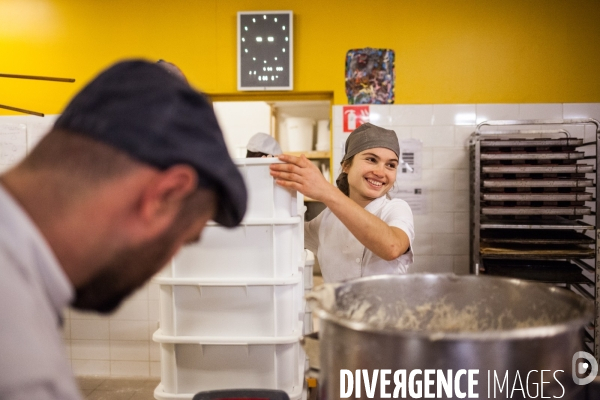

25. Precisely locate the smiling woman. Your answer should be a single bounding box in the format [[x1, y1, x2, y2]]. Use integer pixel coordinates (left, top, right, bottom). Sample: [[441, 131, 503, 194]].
[[270, 123, 414, 282]]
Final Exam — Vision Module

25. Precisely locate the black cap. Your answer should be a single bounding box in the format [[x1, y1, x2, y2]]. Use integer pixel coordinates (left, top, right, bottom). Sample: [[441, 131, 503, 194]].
[[54, 59, 246, 227]]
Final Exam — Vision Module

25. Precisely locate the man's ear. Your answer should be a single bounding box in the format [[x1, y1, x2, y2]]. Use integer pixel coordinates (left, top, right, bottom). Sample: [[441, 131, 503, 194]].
[[136, 165, 198, 237]]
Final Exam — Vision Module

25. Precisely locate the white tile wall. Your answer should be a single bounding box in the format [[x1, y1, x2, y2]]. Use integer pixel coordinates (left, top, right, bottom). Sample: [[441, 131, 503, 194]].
[[564, 103, 600, 120], [390, 105, 434, 126], [432, 104, 477, 126], [2, 104, 600, 378], [518, 103, 563, 120], [475, 104, 520, 124]]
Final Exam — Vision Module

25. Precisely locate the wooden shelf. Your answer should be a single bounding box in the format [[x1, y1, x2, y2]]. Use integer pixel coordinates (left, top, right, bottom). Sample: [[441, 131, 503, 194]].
[[285, 151, 330, 159]]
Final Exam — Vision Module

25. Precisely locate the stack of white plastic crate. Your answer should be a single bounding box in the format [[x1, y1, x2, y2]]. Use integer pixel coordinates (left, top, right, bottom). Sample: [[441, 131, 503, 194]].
[[303, 251, 314, 334], [153, 158, 306, 400]]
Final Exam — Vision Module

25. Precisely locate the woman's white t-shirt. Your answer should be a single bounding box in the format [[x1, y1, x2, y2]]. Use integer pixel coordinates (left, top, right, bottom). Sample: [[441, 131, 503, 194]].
[[304, 195, 414, 283]]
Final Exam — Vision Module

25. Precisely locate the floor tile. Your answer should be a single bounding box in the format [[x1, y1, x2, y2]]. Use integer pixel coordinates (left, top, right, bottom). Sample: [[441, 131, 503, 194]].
[[76, 377, 105, 390]]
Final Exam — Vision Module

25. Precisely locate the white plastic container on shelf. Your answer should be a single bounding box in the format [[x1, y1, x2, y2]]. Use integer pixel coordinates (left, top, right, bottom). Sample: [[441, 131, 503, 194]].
[[153, 333, 305, 399], [156, 275, 304, 338], [285, 117, 314, 152], [161, 218, 303, 279], [315, 119, 330, 152], [236, 158, 302, 220]]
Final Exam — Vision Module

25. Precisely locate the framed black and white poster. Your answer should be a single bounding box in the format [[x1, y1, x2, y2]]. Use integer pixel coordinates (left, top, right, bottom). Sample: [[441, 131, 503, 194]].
[[237, 11, 293, 91]]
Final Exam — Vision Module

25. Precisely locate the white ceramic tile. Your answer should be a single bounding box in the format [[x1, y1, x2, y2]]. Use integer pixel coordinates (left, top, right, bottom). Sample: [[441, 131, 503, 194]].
[[128, 285, 149, 301], [150, 362, 161, 378], [110, 361, 149, 377], [422, 169, 455, 191], [71, 340, 110, 360], [432, 191, 455, 212], [413, 213, 454, 234], [148, 321, 160, 340], [519, 104, 563, 120], [110, 340, 149, 361], [411, 126, 454, 148], [150, 342, 160, 362], [410, 255, 454, 274], [432, 233, 468, 256], [72, 360, 110, 376], [432, 149, 468, 170], [421, 149, 433, 169], [332, 145, 345, 173], [391, 126, 411, 141], [332, 106, 343, 127], [148, 282, 160, 301], [454, 213, 469, 234], [475, 104, 520, 124], [454, 170, 469, 191], [71, 320, 110, 340], [563, 103, 600, 120], [109, 320, 149, 341], [69, 308, 106, 320], [413, 233, 432, 257], [454, 125, 476, 148], [148, 300, 159, 322], [453, 256, 470, 275], [433, 104, 476, 126], [368, 105, 391, 126], [454, 191, 469, 212], [390, 105, 433, 126], [110, 300, 149, 321]]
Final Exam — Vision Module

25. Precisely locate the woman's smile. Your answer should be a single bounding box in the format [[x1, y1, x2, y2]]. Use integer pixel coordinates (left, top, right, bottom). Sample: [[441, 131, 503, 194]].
[[365, 177, 384, 188]]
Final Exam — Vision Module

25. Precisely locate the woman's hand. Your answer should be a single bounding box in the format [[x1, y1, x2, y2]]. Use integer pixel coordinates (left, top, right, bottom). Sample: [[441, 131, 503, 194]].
[[269, 154, 336, 202]]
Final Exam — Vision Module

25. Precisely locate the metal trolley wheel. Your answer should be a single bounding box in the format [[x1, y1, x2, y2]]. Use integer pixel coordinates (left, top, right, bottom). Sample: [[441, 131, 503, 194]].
[[192, 389, 290, 400]]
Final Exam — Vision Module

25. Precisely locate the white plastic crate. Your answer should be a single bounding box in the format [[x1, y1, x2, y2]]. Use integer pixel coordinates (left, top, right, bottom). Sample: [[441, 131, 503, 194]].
[[154, 333, 305, 398], [161, 218, 303, 279], [303, 250, 314, 290], [235, 158, 302, 220], [154, 383, 305, 400], [156, 275, 304, 338]]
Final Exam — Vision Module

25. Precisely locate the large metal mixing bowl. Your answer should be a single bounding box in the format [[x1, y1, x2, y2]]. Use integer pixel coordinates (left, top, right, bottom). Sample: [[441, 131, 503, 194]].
[[309, 274, 593, 400]]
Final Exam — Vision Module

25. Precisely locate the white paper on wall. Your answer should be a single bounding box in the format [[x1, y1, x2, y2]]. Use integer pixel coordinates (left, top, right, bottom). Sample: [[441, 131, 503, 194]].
[[27, 121, 53, 153], [397, 139, 423, 181], [0, 123, 27, 166], [389, 186, 427, 215]]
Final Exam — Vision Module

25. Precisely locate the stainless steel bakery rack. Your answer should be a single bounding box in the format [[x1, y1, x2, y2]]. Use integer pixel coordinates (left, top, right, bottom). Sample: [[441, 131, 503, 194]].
[[469, 119, 600, 363]]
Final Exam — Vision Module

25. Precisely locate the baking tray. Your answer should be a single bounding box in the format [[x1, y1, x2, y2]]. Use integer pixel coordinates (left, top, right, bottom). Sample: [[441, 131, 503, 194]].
[[480, 152, 584, 160], [480, 243, 595, 259], [482, 164, 594, 174], [480, 216, 595, 230], [480, 138, 584, 147], [480, 229, 595, 245], [482, 193, 593, 201], [483, 178, 594, 188], [481, 206, 591, 215], [482, 259, 590, 284]]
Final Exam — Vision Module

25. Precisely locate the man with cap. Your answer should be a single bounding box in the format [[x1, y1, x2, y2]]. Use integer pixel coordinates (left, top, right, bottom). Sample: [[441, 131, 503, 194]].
[[246, 132, 283, 158], [0, 60, 246, 399], [270, 122, 414, 283]]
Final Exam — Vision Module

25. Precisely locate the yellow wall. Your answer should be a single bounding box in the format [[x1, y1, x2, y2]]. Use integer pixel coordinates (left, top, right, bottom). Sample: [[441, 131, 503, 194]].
[[1, 0, 599, 115]]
